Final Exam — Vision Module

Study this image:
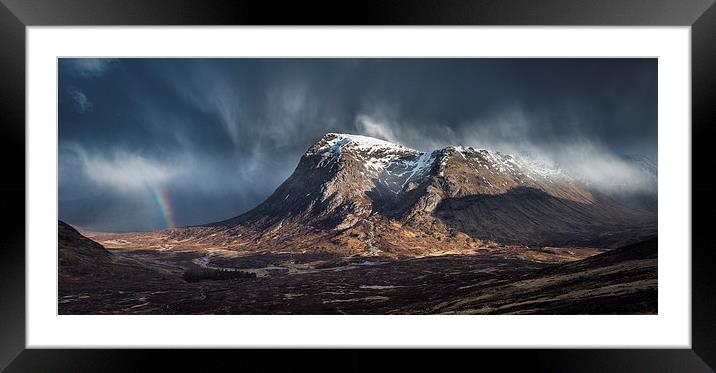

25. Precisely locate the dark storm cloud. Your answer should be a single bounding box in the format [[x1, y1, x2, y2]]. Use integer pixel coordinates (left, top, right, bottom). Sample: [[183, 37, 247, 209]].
[[58, 58, 657, 232]]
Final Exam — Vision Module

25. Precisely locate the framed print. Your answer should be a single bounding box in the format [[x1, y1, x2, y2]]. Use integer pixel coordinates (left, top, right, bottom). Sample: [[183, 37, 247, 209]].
[[1, 0, 715, 371]]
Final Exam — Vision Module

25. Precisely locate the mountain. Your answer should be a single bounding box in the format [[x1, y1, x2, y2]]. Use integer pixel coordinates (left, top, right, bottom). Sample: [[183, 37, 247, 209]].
[[172, 133, 656, 257]]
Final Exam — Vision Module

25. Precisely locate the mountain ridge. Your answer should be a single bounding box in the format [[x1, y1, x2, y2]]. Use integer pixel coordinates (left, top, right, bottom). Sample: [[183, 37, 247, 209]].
[[159, 133, 657, 257]]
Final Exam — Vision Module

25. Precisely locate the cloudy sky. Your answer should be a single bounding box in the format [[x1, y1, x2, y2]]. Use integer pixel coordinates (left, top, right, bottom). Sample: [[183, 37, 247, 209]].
[[59, 58, 657, 232]]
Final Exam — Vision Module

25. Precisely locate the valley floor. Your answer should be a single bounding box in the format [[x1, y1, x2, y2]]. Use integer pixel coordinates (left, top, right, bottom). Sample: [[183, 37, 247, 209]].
[[59, 227, 657, 314]]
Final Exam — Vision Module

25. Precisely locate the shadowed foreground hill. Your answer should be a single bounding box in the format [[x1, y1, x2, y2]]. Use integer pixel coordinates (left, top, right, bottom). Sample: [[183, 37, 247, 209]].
[[429, 239, 657, 314], [59, 221, 185, 312], [59, 221, 176, 280]]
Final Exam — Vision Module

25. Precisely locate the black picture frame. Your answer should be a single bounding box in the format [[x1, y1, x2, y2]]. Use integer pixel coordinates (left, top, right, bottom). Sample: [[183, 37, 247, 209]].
[[1, 0, 714, 371]]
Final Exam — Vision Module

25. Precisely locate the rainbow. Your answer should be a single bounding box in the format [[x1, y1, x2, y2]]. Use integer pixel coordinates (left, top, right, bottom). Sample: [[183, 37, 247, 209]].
[[148, 185, 176, 229]]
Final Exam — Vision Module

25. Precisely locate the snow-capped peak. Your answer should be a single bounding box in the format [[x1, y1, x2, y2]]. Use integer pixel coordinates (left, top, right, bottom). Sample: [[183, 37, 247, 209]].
[[305, 133, 569, 187], [305, 133, 422, 172], [316, 133, 418, 154]]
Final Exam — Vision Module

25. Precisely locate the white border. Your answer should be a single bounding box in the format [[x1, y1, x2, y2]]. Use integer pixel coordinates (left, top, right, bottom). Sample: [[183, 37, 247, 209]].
[[27, 27, 691, 348]]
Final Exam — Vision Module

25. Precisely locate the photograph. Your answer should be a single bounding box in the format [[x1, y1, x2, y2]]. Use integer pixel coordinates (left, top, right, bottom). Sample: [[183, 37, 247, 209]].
[[57, 57, 658, 315], [3, 0, 713, 368]]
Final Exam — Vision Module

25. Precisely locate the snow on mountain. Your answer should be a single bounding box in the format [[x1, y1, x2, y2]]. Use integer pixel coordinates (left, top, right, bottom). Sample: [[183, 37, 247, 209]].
[[310, 133, 419, 155], [308, 133, 422, 175], [305, 133, 573, 196]]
